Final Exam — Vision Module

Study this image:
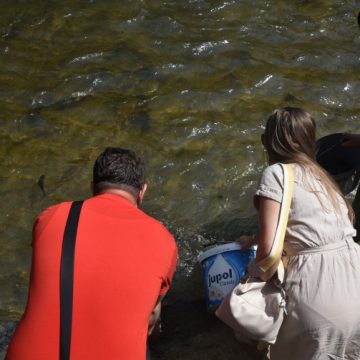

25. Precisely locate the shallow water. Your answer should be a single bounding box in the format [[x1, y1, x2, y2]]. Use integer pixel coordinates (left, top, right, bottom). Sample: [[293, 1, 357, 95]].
[[0, 0, 360, 319]]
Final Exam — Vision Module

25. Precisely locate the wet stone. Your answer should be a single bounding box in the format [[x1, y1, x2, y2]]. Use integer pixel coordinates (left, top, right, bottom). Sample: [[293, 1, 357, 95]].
[[0, 321, 17, 356]]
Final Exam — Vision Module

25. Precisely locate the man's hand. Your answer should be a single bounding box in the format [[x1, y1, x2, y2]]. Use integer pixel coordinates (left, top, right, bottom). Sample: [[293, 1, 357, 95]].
[[148, 301, 161, 336]]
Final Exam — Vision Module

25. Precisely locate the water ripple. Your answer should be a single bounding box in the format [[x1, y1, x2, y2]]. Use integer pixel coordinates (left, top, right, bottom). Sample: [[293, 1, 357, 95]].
[[254, 74, 273, 88], [69, 52, 104, 64], [192, 39, 230, 56]]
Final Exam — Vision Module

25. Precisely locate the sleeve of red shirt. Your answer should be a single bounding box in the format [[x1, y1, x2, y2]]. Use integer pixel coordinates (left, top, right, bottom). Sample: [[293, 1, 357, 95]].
[[159, 231, 178, 296], [31, 203, 65, 247]]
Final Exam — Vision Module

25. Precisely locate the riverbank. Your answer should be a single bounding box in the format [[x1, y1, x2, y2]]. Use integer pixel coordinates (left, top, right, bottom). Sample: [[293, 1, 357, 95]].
[[0, 300, 263, 360], [150, 300, 264, 360], [0, 321, 16, 360]]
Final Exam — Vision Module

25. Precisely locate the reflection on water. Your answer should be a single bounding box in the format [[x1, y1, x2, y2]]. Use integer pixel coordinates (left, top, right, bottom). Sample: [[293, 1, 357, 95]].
[[1, 0, 359, 319]]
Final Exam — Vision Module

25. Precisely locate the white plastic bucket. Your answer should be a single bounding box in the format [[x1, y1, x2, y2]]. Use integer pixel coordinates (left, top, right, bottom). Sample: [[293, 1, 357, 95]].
[[198, 242, 256, 312]]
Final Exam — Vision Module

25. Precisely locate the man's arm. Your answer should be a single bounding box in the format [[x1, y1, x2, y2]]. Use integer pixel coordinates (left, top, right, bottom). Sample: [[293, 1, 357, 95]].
[[148, 297, 163, 335], [148, 231, 178, 335]]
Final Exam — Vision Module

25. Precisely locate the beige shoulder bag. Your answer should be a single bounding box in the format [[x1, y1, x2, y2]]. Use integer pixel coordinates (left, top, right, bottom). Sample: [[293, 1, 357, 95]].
[[215, 163, 294, 344]]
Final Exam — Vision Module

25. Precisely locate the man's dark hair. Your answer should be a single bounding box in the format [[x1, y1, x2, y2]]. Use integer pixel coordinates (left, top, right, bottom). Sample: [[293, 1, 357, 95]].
[[93, 148, 146, 196]]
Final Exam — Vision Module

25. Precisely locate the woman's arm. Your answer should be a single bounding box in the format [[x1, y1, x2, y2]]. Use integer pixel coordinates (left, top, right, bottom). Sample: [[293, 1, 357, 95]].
[[250, 196, 281, 281]]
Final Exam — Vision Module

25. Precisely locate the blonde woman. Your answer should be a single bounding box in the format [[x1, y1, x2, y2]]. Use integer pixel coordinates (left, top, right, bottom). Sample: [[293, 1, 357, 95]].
[[242, 107, 360, 359]]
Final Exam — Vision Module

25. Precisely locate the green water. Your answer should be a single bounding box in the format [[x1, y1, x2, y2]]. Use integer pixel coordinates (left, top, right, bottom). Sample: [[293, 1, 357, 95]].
[[1, 0, 360, 319]]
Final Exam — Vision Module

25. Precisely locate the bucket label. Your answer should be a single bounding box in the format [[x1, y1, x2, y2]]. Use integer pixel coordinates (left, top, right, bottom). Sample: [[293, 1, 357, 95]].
[[200, 247, 256, 311], [207, 254, 236, 301]]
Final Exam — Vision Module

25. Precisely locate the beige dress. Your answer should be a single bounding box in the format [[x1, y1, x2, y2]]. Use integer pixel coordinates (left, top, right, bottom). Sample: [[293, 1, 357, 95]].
[[255, 163, 360, 360]]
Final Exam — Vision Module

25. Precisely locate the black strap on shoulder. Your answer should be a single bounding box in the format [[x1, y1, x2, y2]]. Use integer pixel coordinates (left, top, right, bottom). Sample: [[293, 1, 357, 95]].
[[60, 201, 84, 360]]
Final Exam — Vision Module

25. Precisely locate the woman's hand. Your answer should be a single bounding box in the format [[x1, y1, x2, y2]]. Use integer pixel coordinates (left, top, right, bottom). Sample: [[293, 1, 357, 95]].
[[236, 234, 256, 249]]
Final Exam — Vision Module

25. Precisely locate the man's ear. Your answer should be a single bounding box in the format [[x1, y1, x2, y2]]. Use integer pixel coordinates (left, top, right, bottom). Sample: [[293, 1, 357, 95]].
[[137, 183, 148, 205]]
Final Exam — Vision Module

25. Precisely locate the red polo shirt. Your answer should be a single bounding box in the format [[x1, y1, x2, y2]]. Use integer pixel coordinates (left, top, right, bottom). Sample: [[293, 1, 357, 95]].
[[6, 193, 178, 360]]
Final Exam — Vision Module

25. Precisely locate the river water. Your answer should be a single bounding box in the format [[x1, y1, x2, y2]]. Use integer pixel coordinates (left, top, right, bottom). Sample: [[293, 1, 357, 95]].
[[1, 0, 360, 319]]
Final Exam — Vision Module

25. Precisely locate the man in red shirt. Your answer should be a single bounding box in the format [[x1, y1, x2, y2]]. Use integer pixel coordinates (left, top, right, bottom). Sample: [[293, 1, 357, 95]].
[[6, 148, 178, 360]]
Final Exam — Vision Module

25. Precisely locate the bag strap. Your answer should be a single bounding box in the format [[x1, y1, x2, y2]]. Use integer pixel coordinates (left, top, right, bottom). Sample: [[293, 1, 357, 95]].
[[249, 164, 294, 277], [60, 201, 84, 360]]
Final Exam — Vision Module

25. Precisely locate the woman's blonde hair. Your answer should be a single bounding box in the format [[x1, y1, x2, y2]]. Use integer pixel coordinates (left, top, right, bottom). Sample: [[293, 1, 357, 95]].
[[263, 107, 354, 223]]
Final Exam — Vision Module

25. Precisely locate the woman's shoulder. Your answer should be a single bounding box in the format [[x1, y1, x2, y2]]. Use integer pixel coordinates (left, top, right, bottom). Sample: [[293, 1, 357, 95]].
[[261, 163, 285, 180], [256, 163, 286, 203], [257, 163, 300, 199], [262, 163, 301, 179]]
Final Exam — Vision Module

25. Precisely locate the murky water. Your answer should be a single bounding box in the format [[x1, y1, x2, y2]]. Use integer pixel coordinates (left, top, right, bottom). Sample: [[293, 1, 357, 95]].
[[1, 0, 360, 319]]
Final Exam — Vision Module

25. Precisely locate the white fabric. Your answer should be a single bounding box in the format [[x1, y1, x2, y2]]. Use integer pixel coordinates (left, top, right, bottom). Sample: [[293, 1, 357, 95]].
[[256, 163, 360, 360]]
